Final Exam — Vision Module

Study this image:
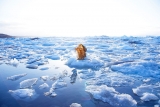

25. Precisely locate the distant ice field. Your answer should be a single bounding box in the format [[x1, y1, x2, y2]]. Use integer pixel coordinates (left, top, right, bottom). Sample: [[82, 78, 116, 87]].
[[0, 36, 160, 107]]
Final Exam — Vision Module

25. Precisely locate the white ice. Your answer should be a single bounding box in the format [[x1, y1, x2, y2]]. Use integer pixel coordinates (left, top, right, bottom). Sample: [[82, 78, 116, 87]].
[[8, 89, 38, 101], [9, 89, 35, 98], [40, 76, 49, 81], [140, 93, 159, 101], [70, 103, 82, 107], [39, 83, 49, 89], [20, 78, 38, 88], [65, 58, 103, 70], [86, 85, 137, 107], [7, 73, 27, 81]]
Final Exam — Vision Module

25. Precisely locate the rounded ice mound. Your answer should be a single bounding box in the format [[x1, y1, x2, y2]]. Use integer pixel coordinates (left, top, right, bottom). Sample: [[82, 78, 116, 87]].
[[20, 78, 38, 88], [65, 58, 103, 70], [86, 85, 137, 107], [70, 103, 82, 107]]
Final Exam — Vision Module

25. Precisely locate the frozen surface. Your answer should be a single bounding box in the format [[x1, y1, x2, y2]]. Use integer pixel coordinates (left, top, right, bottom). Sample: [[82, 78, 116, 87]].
[[86, 85, 137, 107], [20, 78, 38, 88], [7, 73, 27, 81], [0, 36, 160, 107], [70, 103, 82, 107]]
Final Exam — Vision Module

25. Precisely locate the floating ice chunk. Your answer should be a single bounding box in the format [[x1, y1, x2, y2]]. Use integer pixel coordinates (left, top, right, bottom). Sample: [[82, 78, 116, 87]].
[[143, 78, 151, 83], [40, 76, 49, 81], [7, 73, 27, 81], [132, 85, 153, 96], [79, 69, 95, 79], [70, 103, 82, 107], [111, 61, 160, 77], [27, 57, 41, 64], [52, 79, 67, 89], [7, 58, 19, 67], [20, 78, 38, 88], [154, 105, 159, 107], [39, 83, 49, 89], [66, 58, 103, 70], [26, 64, 38, 69], [140, 93, 159, 101], [8, 89, 37, 101], [9, 89, 34, 98], [44, 86, 57, 97], [40, 67, 49, 70], [86, 85, 137, 107], [70, 69, 77, 83], [45, 55, 60, 60]]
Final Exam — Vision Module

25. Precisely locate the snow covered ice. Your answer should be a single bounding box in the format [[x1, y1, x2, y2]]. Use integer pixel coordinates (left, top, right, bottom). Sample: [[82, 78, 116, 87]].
[[0, 36, 160, 107]]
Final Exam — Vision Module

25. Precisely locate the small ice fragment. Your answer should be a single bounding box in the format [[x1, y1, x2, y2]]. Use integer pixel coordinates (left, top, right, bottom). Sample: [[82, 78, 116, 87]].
[[70, 69, 77, 83], [9, 89, 35, 98], [52, 80, 67, 89], [40, 76, 49, 81], [39, 83, 49, 89], [9, 58, 19, 67], [20, 78, 38, 88], [70, 103, 82, 107], [26, 64, 38, 69], [154, 105, 159, 107], [7, 73, 27, 81], [50, 92, 57, 97], [50, 76, 57, 81], [40, 67, 49, 70], [140, 93, 159, 101], [143, 78, 151, 83]]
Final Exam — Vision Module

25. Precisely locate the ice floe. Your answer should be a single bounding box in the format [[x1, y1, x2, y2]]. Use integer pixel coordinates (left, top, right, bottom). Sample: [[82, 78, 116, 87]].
[[86, 85, 137, 107], [26, 64, 38, 69], [70, 103, 82, 107], [39, 83, 49, 89], [7, 73, 27, 81], [65, 58, 103, 70], [70, 69, 77, 83], [140, 93, 159, 101], [20, 78, 38, 88], [40, 76, 49, 81], [111, 61, 160, 77], [44, 79, 67, 97], [8, 89, 37, 101]]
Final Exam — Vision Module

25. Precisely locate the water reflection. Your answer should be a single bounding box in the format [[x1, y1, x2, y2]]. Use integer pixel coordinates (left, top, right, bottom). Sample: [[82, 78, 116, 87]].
[[70, 69, 77, 84]]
